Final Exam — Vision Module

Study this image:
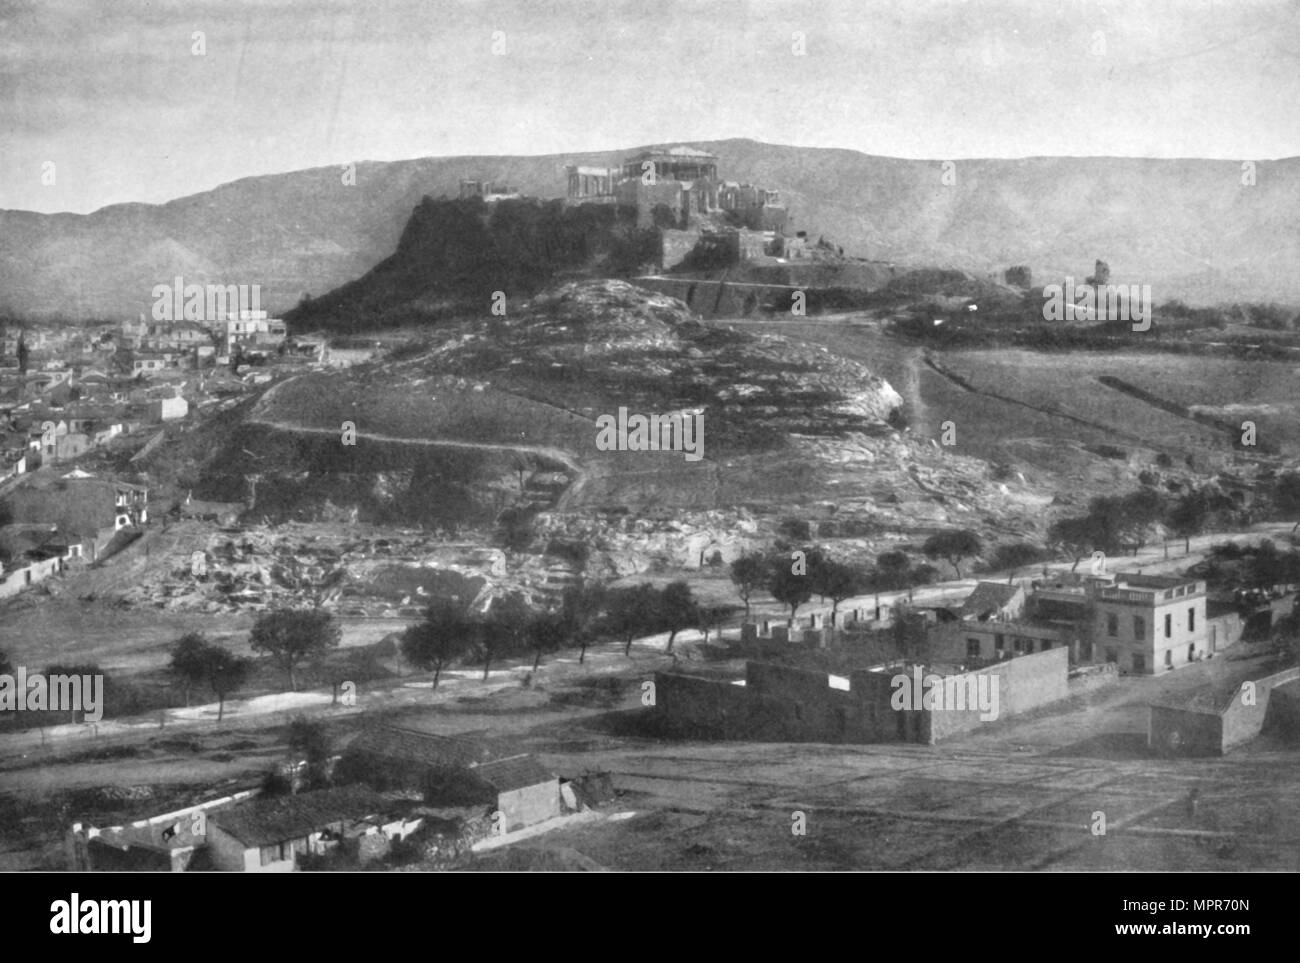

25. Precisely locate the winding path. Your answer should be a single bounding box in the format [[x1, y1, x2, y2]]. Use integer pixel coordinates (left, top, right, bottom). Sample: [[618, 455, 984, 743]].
[[248, 374, 590, 509]]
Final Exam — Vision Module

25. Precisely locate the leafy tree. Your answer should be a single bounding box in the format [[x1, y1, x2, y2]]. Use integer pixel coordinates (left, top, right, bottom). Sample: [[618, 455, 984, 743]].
[[0, 649, 12, 676], [922, 530, 983, 579], [1119, 488, 1166, 551], [527, 610, 567, 672], [480, 594, 530, 681], [249, 609, 342, 691], [206, 648, 250, 723], [659, 580, 701, 654], [991, 543, 1048, 580], [1048, 515, 1096, 572], [1081, 496, 1126, 556], [1167, 490, 1212, 554], [729, 553, 768, 622], [1243, 541, 1300, 591], [808, 556, 864, 622], [169, 633, 212, 707], [876, 551, 911, 590], [400, 601, 473, 689], [767, 551, 813, 626], [605, 583, 661, 656], [559, 583, 606, 664], [910, 564, 940, 588]]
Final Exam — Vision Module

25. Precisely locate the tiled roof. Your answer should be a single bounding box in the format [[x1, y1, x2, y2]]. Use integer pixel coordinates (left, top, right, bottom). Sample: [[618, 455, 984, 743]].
[[472, 755, 555, 792], [0, 525, 64, 563], [962, 582, 1024, 617], [210, 786, 393, 847]]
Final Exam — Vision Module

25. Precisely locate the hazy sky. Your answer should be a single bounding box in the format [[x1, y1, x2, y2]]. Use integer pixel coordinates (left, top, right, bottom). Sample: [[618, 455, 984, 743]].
[[4, 0, 1299, 214]]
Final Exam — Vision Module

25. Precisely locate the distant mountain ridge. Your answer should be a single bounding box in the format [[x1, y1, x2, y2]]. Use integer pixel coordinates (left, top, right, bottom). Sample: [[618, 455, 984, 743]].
[[3, 139, 1298, 319]]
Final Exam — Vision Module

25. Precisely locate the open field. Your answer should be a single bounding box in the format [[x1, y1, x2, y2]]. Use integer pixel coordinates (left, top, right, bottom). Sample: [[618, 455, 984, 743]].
[[726, 317, 1300, 466], [481, 650, 1300, 872], [938, 349, 1300, 456]]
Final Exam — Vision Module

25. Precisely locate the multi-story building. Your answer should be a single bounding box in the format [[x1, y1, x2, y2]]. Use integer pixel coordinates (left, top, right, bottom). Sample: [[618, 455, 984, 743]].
[[1090, 573, 1207, 674], [141, 321, 213, 352], [213, 310, 287, 354]]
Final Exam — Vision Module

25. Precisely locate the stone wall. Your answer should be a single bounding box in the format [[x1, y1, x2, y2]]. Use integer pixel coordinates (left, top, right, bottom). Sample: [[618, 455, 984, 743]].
[[631, 277, 797, 319], [1149, 704, 1223, 756], [656, 647, 1070, 746], [1221, 666, 1300, 751], [923, 647, 1070, 743], [997, 645, 1071, 715], [660, 230, 702, 270], [1149, 666, 1300, 756]]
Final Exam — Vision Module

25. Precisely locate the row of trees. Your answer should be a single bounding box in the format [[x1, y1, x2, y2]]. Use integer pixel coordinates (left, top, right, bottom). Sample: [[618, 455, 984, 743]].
[[1203, 540, 1300, 592], [165, 581, 738, 713], [1048, 486, 1246, 567], [170, 634, 251, 722], [399, 581, 732, 688], [1036, 474, 1300, 574], [169, 608, 344, 720], [728, 545, 952, 628]]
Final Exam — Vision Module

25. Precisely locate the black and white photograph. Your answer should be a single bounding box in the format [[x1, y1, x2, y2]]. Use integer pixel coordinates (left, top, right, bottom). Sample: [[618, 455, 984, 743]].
[[0, 0, 1296, 905]]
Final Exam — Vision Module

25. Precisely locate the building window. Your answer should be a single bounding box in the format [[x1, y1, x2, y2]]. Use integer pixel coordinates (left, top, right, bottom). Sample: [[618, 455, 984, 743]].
[[1164, 613, 1172, 638], [1188, 644, 1196, 662], [967, 638, 981, 659], [1107, 614, 1118, 637], [1164, 650, 1172, 668], [1188, 608, 1195, 632], [1133, 616, 1145, 639], [1105, 647, 1118, 664], [1133, 654, 1146, 672]]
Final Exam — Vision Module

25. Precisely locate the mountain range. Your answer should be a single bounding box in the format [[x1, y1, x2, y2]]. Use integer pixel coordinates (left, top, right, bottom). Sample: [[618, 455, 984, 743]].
[[3, 138, 1298, 320]]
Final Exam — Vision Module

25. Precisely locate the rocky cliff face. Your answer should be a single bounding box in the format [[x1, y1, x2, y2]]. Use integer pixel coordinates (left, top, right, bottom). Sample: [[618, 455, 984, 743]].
[[173, 280, 1048, 594], [285, 198, 657, 330]]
